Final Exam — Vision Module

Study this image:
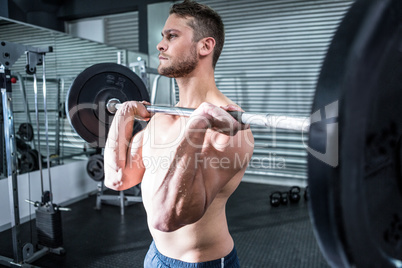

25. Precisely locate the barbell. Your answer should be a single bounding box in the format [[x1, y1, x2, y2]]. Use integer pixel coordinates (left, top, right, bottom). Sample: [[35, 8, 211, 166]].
[[106, 97, 310, 130], [65, 0, 402, 267], [66, 61, 310, 149]]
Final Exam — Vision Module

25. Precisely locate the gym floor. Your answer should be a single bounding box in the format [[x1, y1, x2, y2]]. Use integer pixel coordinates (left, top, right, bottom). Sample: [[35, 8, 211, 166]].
[[0, 182, 329, 268]]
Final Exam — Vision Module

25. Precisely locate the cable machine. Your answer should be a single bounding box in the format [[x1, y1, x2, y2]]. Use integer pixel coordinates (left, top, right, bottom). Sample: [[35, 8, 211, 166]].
[[0, 40, 69, 268]]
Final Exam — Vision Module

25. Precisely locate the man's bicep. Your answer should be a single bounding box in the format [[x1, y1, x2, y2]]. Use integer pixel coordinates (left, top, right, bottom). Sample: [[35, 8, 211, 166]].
[[218, 129, 254, 172], [204, 129, 254, 195]]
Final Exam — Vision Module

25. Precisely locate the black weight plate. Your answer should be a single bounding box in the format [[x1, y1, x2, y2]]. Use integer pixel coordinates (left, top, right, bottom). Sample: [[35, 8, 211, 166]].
[[308, 0, 402, 267], [66, 63, 150, 147], [340, 1, 402, 266], [86, 154, 105, 182], [19, 149, 39, 174], [18, 123, 34, 142]]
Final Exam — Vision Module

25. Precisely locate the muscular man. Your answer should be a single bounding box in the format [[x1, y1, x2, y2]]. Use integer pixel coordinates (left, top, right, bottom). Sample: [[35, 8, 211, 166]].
[[104, 0, 254, 267]]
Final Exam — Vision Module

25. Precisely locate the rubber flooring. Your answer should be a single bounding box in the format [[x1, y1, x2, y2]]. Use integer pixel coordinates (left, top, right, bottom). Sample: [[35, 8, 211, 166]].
[[0, 182, 329, 268]]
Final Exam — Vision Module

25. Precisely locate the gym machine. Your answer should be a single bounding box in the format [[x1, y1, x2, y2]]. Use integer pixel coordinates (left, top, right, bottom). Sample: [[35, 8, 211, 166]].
[[0, 40, 69, 267]]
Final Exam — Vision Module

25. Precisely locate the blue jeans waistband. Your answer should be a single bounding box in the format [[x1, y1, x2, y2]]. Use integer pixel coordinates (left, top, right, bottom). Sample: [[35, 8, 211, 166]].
[[144, 240, 240, 268]]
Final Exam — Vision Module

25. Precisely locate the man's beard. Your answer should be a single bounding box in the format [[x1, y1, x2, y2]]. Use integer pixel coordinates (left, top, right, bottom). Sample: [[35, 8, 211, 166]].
[[158, 46, 198, 78]]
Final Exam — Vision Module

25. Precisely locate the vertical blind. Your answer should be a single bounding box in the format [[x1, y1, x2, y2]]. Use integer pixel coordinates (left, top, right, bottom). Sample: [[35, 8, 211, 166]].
[[195, 0, 354, 184], [104, 12, 140, 52]]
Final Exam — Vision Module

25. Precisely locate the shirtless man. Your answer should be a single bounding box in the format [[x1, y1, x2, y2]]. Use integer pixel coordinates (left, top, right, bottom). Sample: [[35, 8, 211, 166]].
[[104, 0, 254, 267]]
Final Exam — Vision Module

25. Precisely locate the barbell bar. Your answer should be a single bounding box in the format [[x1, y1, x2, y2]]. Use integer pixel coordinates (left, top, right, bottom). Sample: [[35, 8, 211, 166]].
[[105, 98, 311, 132], [65, 0, 402, 267]]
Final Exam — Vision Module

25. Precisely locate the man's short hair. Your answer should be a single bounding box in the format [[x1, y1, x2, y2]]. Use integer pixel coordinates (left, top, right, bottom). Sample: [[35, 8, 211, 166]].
[[170, 0, 225, 69]]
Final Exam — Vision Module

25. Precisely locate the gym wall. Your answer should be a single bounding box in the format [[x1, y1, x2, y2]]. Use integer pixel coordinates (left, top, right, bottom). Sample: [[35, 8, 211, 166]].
[[67, 11, 140, 52], [195, 0, 354, 186]]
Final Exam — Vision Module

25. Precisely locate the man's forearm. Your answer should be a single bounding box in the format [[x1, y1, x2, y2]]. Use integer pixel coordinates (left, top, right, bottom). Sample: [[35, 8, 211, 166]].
[[105, 112, 135, 170], [104, 107, 141, 190], [150, 122, 209, 232]]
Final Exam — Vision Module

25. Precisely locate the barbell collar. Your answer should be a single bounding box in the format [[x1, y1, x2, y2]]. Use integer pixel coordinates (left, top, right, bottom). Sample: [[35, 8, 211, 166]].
[[106, 98, 120, 114]]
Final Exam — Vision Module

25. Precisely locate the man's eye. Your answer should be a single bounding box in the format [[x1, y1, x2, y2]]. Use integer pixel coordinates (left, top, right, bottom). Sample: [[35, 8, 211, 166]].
[[168, 34, 177, 39]]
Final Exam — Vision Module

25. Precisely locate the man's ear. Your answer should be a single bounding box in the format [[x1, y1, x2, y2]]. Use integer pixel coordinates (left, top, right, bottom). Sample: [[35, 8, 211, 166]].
[[199, 37, 216, 56]]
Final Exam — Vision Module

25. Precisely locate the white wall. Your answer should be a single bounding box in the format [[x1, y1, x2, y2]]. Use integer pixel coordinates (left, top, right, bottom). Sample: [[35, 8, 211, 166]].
[[67, 18, 105, 43], [147, 2, 171, 70], [147, 2, 175, 106], [0, 160, 98, 231]]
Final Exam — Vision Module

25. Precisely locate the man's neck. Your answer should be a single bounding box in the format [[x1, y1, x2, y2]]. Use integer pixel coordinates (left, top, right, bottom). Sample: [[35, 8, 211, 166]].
[[175, 67, 220, 108]]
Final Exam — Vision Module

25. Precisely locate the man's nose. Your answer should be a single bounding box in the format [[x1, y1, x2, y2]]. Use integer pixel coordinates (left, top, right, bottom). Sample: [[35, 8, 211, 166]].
[[157, 40, 167, 52]]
